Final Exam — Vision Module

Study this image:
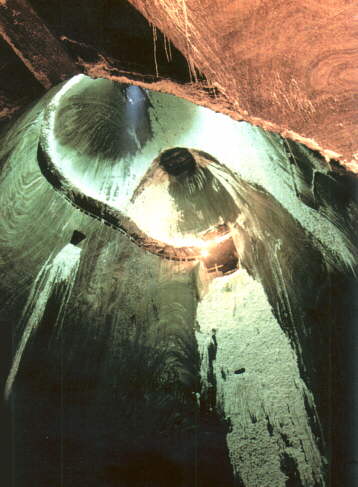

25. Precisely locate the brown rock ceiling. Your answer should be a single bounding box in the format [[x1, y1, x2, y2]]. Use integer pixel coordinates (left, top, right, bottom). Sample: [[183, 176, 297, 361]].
[[0, 0, 357, 172], [129, 0, 358, 171]]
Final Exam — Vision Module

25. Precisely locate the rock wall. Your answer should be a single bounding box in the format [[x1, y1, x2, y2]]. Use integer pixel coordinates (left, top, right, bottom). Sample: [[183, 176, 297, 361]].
[[0, 78, 357, 486]]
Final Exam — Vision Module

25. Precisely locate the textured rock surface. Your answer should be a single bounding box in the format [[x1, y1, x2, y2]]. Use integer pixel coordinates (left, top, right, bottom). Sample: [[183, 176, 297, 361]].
[[129, 0, 358, 171], [0, 0, 78, 88], [0, 0, 357, 172], [0, 78, 357, 486], [196, 270, 324, 487]]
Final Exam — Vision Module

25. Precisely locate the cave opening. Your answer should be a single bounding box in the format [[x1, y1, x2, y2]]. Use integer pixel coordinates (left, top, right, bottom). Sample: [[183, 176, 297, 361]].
[[159, 147, 198, 176]]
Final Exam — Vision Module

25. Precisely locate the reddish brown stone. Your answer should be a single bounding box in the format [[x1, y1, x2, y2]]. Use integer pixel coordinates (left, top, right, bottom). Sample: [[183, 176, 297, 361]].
[[128, 0, 358, 171]]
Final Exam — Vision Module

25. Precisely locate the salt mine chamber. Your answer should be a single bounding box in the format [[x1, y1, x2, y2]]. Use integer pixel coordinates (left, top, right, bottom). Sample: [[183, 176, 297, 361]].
[[0, 74, 357, 487]]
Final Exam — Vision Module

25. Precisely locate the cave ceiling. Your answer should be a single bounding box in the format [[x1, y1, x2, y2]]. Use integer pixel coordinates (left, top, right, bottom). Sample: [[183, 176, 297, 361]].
[[0, 0, 357, 172]]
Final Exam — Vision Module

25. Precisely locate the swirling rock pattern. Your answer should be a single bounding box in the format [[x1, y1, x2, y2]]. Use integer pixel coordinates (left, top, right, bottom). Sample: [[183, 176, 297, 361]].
[[129, 0, 358, 170]]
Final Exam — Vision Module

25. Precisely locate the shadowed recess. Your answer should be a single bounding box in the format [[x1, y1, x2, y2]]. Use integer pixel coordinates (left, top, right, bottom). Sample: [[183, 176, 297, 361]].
[[54, 78, 153, 161]]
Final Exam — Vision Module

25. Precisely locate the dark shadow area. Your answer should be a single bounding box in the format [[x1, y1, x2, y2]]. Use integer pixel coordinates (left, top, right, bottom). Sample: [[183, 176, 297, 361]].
[[0, 37, 44, 131], [54, 81, 153, 161], [1, 252, 236, 487], [30, 0, 197, 83]]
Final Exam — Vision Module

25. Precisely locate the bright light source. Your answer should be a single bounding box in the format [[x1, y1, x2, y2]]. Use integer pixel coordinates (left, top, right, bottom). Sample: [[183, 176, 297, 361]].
[[200, 249, 209, 258]]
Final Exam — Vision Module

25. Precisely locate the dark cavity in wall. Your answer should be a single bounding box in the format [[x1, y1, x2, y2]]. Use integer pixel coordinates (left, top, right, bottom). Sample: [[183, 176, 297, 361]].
[[279, 453, 302, 487], [30, 0, 198, 83]]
